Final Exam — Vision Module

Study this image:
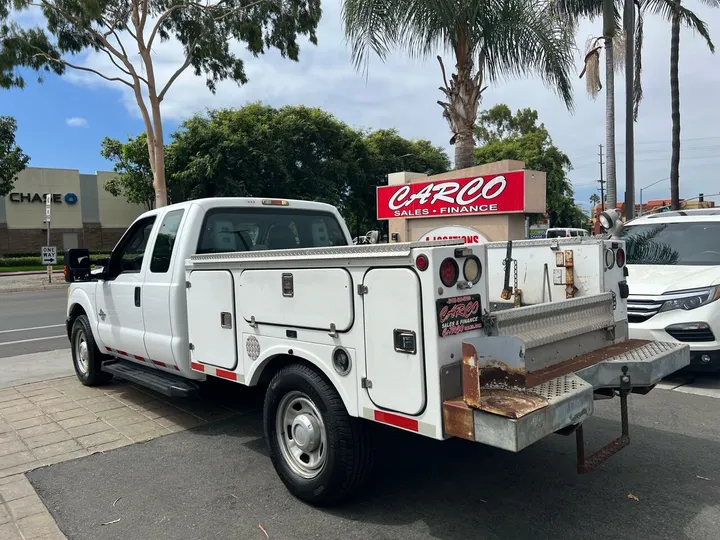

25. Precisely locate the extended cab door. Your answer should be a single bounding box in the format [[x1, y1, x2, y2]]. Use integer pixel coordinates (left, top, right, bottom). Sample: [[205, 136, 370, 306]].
[[96, 216, 157, 360], [142, 208, 187, 368]]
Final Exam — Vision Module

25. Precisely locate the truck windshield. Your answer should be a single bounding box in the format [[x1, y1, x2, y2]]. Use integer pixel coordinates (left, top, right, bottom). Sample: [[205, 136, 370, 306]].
[[196, 207, 348, 254], [621, 221, 720, 265]]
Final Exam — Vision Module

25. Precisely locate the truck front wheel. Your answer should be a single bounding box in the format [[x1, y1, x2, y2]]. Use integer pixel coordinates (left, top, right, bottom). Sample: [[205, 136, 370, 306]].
[[71, 315, 113, 386], [263, 363, 373, 506]]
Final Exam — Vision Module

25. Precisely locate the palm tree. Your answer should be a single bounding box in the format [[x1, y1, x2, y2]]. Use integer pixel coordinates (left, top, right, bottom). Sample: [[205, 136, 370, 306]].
[[340, 0, 577, 170], [555, 0, 639, 211], [642, 0, 717, 209], [590, 193, 601, 205]]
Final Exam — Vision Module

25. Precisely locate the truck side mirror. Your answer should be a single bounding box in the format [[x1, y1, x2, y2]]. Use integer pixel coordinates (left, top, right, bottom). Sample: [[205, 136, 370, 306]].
[[64, 248, 91, 282]]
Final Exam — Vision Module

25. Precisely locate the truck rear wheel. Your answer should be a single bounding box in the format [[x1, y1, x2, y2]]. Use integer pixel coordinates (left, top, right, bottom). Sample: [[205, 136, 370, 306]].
[[71, 315, 113, 386], [263, 363, 373, 506]]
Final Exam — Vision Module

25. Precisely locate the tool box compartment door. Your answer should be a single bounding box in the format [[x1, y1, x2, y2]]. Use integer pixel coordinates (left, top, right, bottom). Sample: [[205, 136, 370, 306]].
[[363, 268, 425, 416], [187, 270, 238, 371]]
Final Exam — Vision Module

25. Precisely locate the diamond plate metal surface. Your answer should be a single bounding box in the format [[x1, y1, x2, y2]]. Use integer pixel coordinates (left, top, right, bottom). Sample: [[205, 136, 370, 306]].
[[599, 340, 685, 362], [489, 293, 615, 349], [190, 239, 464, 265], [575, 339, 690, 389], [246, 336, 260, 361], [533, 374, 587, 401], [471, 372, 594, 452]]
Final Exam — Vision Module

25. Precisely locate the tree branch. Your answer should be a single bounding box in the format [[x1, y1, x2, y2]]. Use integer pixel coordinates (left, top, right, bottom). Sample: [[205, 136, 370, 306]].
[[147, 0, 267, 49], [158, 45, 195, 101], [32, 52, 134, 87]]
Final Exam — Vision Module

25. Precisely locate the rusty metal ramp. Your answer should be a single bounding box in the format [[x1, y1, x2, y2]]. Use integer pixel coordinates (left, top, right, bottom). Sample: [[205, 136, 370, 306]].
[[443, 374, 594, 452], [442, 319, 690, 453]]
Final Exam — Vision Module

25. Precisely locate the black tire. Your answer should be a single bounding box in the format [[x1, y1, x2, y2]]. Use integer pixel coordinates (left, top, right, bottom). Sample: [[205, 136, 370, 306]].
[[70, 315, 113, 386], [263, 363, 373, 506]]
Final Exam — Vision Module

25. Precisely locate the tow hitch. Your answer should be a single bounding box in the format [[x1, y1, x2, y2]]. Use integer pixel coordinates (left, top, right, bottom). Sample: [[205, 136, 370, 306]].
[[575, 366, 631, 473]]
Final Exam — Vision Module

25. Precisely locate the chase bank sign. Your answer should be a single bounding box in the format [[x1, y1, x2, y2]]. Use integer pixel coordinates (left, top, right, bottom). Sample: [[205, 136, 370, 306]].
[[9, 192, 79, 205]]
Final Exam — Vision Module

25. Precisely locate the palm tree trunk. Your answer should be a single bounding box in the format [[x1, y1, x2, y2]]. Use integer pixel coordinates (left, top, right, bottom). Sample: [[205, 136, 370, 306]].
[[437, 46, 482, 171], [605, 38, 617, 209], [670, 2, 681, 210]]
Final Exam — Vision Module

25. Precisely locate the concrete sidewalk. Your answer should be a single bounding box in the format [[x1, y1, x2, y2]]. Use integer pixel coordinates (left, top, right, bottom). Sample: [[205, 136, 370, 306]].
[[0, 374, 257, 539], [0, 274, 67, 295]]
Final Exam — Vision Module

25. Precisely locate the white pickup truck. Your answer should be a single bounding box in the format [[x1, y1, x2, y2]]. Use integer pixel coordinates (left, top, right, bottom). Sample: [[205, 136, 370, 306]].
[[64, 197, 690, 506]]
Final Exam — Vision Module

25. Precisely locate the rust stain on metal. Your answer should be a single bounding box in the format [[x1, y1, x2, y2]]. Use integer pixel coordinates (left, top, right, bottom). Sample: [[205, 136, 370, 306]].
[[442, 399, 475, 440], [555, 251, 565, 267], [478, 363, 526, 389], [564, 250, 574, 267], [526, 339, 652, 387], [462, 342, 481, 408], [477, 388, 548, 419]]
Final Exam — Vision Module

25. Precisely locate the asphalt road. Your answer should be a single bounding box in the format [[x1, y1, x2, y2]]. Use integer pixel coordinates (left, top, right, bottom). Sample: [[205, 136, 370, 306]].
[[0, 288, 69, 358], [27, 388, 720, 540]]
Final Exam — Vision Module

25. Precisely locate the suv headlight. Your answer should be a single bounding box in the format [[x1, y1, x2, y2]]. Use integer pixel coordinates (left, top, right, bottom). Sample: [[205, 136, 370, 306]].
[[659, 286, 720, 313]]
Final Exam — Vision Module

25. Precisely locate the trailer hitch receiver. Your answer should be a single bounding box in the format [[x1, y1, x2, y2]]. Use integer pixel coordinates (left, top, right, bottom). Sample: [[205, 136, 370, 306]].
[[576, 366, 631, 474]]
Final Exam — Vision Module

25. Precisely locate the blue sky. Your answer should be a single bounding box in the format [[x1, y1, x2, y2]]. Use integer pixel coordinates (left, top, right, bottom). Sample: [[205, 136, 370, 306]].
[[3, 0, 720, 216]]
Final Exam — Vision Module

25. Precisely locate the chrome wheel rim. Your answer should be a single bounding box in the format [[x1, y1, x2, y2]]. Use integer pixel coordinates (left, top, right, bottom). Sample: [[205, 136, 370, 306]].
[[276, 391, 327, 479], [74, 330, 89, 375]]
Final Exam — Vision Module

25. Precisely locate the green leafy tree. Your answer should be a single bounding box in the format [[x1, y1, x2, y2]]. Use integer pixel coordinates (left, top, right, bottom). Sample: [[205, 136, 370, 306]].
[[0, 0, 322, 208], [0, 116, 30, 196], [168, 103, 367, 210], [474, 104, 585, 228], [348, 128, 450, 237], [341, 0, 576, 170], [101, 133, 159, 211]]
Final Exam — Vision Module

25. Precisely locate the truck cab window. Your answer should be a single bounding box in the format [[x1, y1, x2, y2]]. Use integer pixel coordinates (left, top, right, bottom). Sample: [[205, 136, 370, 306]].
[[197, 208, 347, 254], [150, 210, 185, 273], [109, 217, 157, 275]]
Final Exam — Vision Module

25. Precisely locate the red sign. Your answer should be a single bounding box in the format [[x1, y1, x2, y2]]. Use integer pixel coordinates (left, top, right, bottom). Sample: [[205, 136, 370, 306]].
[[376, 171, 525, 220]]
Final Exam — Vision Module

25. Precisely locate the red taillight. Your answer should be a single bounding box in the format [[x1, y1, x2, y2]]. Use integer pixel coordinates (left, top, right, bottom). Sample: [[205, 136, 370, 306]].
[[440, 257, 459, 287], [415, 254, 429, 271], [616, 248, 626, 268]]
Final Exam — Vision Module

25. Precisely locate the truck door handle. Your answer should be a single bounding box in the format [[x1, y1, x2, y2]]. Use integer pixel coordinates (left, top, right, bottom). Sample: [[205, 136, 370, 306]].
[[134, 287, 141, 307]]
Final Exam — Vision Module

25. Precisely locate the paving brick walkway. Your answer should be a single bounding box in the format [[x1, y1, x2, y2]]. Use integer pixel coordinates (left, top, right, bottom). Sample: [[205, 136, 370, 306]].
[[0, 376, 248, 539]]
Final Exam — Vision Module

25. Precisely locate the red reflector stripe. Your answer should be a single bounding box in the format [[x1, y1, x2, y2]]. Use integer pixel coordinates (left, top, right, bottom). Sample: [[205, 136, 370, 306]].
[[116, 350, 128, 357], [134, 355, 144, 361], [373, 410, 419, 432], [216, 368, 237, 381], [151, 360, 167, 368], [191, 362, 205, 372], [105, 347, 112, 353]]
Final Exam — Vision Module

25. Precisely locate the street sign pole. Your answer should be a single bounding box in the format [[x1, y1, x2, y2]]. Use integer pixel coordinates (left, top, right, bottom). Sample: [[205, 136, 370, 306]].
[[46, 194, 52, 284]]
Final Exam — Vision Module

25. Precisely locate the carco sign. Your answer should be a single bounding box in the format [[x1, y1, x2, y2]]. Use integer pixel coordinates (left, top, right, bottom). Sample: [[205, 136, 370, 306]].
[[421, 225, 488, 244], [376, 171, 525, 220]]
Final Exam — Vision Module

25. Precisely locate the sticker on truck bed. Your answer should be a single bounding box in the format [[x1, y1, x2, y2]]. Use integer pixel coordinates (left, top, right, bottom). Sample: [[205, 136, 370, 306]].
[[435, 294, 482, 337]]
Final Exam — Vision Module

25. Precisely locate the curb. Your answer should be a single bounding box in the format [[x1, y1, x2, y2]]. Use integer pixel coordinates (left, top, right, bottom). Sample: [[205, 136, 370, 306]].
[[0, 283, 68, 294], [1, 270, 64, 277]]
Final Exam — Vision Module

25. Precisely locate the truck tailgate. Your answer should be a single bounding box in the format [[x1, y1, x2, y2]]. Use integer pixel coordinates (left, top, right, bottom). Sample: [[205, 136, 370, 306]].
[[441, 293, 690, 452]]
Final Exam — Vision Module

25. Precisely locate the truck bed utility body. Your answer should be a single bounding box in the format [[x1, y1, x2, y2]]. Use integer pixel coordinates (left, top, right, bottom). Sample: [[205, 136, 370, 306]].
[[64, 197, 690, 505]]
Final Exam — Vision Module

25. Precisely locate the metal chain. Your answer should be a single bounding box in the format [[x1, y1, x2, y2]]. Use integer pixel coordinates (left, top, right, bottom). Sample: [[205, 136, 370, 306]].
[[513, 260, 518, 293]]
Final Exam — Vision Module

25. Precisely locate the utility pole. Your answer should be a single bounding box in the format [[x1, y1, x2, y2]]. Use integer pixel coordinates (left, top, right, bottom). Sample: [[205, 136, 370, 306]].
[[598, 144, 605, 213]]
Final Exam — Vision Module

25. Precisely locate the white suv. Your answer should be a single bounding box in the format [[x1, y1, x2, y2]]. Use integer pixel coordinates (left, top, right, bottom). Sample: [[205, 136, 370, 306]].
[[622, 208, 720, 372]]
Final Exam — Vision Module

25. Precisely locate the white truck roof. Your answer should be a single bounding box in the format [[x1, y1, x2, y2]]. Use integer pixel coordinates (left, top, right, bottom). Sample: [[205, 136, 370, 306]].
[[137, 197, 342, 217]]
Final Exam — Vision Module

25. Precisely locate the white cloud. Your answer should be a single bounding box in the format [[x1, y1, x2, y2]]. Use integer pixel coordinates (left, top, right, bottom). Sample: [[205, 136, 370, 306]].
[[60, 0, 720, 204], [66, 117, 88, 128]]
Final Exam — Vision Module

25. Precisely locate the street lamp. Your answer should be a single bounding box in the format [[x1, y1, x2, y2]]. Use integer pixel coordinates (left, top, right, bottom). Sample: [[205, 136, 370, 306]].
[[639, 177, 668, 216]]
